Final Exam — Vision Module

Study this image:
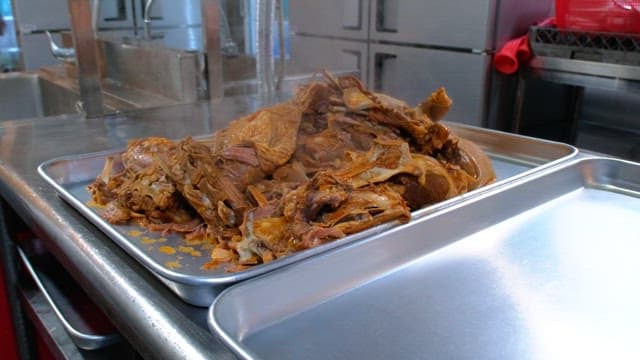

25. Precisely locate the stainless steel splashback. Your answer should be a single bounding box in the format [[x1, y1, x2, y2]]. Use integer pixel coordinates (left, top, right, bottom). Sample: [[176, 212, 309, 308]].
[[101, 39, 202, 103]]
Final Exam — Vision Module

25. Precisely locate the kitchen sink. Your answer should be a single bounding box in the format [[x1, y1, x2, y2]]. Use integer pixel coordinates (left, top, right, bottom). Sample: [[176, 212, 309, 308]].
[[0, 72, 80, 121]]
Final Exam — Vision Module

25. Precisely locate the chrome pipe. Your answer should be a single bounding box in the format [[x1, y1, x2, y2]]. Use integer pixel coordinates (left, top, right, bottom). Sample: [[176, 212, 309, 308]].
[[143, 0, 155, 40]]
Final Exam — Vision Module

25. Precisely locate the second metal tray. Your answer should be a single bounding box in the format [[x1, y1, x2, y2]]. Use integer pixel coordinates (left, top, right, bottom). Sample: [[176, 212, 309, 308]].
[[38, 124, 576, 306], [209, 156, 640, 359]]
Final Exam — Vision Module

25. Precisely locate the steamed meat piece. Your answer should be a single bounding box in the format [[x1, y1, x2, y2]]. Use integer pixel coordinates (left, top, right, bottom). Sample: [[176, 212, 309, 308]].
[[318, 184, 410, 235], [323, 73, 453, 154], [283, 173, 409, 248], [450, 137, 496, 189], [419, 87, 453, 122], [436, 136, 497, 191], [121, 137, 176, 171], [294, 113, 389, 171], [209, 101, 303, 173], [236, 172, 411, 263], [87, 137, 198, 226], [161, 138, 261, 232]]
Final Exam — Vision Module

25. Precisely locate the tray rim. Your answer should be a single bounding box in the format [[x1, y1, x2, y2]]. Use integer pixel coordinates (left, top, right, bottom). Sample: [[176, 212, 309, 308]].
[[206, 154, 639, 359], [36, 125, 578, 287]]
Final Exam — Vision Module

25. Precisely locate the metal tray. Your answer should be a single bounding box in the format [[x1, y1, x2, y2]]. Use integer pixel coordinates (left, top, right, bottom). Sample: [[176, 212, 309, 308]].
[[37, 124, 576, 307], [18, 246, 121, 350], [209, 156, 640, 360]]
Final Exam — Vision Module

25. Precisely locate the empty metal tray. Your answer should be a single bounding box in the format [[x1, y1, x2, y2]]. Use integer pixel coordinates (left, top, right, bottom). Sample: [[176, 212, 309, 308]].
[[209, 156, 640, 360], [38, 124, 576, 306]]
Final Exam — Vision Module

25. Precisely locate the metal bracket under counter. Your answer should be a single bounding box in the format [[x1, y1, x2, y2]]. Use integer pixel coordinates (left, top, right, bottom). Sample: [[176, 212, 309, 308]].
[[17, 245, 123, 351], [20, 287, 134, 360], [512, 56, 640, 144]]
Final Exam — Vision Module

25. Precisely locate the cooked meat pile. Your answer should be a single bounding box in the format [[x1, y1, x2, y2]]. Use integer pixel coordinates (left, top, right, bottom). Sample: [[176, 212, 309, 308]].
[[88, 72, 496, 271]]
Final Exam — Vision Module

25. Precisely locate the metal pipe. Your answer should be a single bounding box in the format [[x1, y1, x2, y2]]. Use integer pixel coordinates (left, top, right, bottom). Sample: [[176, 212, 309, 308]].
[[67, 0, 104, 117], [275, 0, 285, 90], [200, 0, 224, 99], [218, 3, 238, 57], [91, 0, 100, 35], [256, 0, 275, 94], [45, 1, 100, 62], [144, 0, 155, 40]]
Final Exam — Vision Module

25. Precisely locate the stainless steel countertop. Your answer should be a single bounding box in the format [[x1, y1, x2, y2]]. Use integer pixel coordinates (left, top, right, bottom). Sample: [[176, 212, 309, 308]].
[[0, 95, 284, 359]]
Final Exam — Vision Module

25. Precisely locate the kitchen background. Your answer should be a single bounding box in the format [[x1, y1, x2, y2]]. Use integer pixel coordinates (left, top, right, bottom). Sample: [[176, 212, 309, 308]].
[[0, 0, 638, 161]]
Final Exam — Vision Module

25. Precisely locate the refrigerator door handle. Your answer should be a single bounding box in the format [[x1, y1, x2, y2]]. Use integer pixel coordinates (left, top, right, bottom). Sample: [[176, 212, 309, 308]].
[[373, 52, 397, 92], [374, 0, 398, 33], [341, 49, 363, 79]]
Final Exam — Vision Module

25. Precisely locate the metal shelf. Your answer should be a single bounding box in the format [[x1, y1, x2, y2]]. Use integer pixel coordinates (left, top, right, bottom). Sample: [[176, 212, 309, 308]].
[[529, 56, 640, 88], [512, 55, 640, 143]]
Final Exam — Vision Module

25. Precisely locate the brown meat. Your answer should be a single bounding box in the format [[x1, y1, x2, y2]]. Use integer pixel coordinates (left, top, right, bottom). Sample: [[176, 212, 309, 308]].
[[87, 137, 198, 226], [88, 71, 497, 272], [210, 99, 303, 173]]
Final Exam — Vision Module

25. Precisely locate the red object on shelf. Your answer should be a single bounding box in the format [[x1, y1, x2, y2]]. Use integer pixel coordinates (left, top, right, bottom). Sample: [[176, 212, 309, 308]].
[[556, 0, 640, 34], [494, 18, 556, 75], [494, 36, 532, 74]]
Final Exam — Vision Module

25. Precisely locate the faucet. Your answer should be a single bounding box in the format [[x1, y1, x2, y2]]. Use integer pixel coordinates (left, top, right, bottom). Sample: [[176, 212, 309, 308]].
[[45, 31, 76, 61], [142, 0, 166, 40], [219, 2, 239, 57], [46, 0, 101, 61]]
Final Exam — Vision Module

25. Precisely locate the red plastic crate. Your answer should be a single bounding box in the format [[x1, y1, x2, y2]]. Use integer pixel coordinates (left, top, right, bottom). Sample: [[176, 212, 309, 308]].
[[556, 0, 640, 34]]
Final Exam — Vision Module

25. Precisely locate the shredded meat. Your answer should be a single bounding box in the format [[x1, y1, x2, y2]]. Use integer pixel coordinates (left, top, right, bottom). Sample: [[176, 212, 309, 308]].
[[87, 71, 496, 271]]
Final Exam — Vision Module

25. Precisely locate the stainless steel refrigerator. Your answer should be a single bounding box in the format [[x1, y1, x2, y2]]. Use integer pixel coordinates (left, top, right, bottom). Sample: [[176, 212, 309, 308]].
[[289, 0, 554, 127], [13, 0, 71, 70], [13, 0, 203, 70]]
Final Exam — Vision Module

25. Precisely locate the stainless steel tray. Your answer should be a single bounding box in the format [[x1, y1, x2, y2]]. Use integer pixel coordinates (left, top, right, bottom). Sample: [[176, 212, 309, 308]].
[[37, 124, 576, 307], [18, 247, 121, 350], [209, 156, 640, 360]]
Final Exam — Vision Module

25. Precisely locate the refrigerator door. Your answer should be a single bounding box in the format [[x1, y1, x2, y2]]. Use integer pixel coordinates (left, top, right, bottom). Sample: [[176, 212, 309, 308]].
[[13, 0, 70, 32], [290, 0, 369, 40], [369, 0, 494, 50], [288, 35, 368, 85], [369, 43, 489, 126], [97, 0, 135, 30]]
